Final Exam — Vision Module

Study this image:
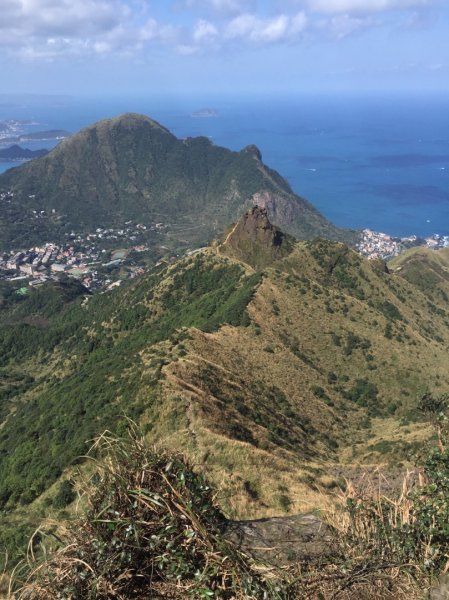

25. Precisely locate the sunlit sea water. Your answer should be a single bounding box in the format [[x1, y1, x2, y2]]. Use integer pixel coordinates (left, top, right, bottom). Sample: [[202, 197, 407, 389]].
[[0, 93, 448, 237]]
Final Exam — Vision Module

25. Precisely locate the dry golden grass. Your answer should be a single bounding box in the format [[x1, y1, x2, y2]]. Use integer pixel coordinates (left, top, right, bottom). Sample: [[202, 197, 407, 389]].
[[389, 245, 449, 271], [137, 242, 449, 516], [286, 470, 430, 600]]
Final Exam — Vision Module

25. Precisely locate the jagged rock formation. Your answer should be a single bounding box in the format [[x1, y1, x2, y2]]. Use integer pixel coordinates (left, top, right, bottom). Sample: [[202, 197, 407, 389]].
[[220, 205, 295, 268]]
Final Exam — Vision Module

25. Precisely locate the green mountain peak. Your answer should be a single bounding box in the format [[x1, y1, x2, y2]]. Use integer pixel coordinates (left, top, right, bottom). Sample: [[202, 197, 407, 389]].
[[0, 113, 355, 251], [95, 112, 173, 134]]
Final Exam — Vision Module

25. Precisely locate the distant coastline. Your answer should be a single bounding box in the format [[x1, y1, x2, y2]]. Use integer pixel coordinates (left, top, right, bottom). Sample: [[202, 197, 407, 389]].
[[0, 130, 71, 145], [0, 145, 48, 161]]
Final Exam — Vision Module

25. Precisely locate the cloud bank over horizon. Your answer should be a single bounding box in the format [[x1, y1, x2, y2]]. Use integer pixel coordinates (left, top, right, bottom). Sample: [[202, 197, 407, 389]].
[[0, 0, 446, 94]]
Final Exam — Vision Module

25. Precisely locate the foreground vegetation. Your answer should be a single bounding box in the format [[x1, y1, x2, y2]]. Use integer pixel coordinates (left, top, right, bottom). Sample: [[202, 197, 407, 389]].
[[9, 403, 449, 599], [10, 428, 282, 600]]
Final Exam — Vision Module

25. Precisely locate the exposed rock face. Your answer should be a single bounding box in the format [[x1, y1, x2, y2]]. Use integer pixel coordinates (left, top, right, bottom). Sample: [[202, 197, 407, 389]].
[[220, 205, 294, 269], [252, 190, 296, 227], [225, 513, 335, 566], [234, 206, 281, 241]]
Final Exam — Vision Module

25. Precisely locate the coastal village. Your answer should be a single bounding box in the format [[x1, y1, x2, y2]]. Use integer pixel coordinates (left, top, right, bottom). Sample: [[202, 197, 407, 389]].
[[2, 119, 448, 287], [2, 173, 449, 290], [0, 216, 170, 292], [356, 228, 449, 260]]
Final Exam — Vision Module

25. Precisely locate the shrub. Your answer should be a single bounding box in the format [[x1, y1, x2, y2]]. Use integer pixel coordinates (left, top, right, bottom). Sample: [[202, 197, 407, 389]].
[[53, 480, 76, 509], [277, 494, 292, 513], [335, 393, 449, 594], [384, 322, 393, 339], [327, 372, 337, 385], [13, 428, 279, 599], [344, 378, 379, 412], [243, 480, 260, 501]]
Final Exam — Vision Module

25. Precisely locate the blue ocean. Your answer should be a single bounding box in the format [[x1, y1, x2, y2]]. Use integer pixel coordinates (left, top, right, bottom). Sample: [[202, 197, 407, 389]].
[[1, 93, 448, 238]]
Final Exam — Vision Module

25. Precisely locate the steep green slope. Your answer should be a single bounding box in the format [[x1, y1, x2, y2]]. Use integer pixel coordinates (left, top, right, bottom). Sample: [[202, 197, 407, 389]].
[[0, 113, 353, 251], [0, 256, 261, 508]]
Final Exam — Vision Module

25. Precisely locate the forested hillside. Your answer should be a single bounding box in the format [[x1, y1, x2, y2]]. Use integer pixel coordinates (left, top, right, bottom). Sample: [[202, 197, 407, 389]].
[[0, 113, 354, 251]]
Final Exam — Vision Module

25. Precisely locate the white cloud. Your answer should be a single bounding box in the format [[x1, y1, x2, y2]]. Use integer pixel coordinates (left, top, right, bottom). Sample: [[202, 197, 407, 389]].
[[306, 0, 433, 14], [207, 0, 246, 10], [0, 0, 437, 62], [225, 12, 307, 44], [12, 0, 126, 36], [0, 0, 179, 60], [193, 19, 219, 42], [181, 0, 253, 14], [138, 19, 177, 43], [176, 43, 201, 55], [325, 14, 377, 38], [290, 12, 309, 34]]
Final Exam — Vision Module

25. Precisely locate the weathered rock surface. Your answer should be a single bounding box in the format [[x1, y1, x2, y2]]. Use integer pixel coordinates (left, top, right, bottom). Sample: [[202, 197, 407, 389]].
[[220, 205, 295, 269], [225, 513, 336, 566]]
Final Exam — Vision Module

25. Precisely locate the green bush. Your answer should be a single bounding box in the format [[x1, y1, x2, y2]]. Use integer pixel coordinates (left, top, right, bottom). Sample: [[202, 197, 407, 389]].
[[53, 479, 76, 509], [13, 430, 280, 599], [344, 378, 379, 413], [277, 493, 292, 513]]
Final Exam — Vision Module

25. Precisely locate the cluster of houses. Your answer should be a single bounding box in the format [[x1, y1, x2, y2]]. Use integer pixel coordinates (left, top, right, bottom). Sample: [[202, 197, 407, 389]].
[[424, 233, 449, 249], [357, 229, 449, 260], [0, 220, 159, 290], [357, 229, 403, 260], [0, 242, 104, 289]]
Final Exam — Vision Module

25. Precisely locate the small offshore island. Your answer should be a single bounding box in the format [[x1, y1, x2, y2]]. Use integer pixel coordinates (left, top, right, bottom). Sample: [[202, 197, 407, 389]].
[[0, 144, 48, 161], [191, 107, 218, 117]]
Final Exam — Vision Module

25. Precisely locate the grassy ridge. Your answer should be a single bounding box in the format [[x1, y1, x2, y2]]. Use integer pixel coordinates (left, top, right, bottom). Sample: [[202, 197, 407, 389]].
[[2, 230, 449, 564]]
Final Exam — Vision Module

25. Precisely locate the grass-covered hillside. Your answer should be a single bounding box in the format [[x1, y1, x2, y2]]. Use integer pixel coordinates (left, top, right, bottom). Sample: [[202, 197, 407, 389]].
[[1, 210, 449, 567], [389, 245, 449, 300], [0, 113, 353, 251]]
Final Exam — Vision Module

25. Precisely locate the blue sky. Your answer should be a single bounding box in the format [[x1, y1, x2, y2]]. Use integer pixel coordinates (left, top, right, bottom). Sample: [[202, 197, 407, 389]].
[[1, 0, 448, 95]]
